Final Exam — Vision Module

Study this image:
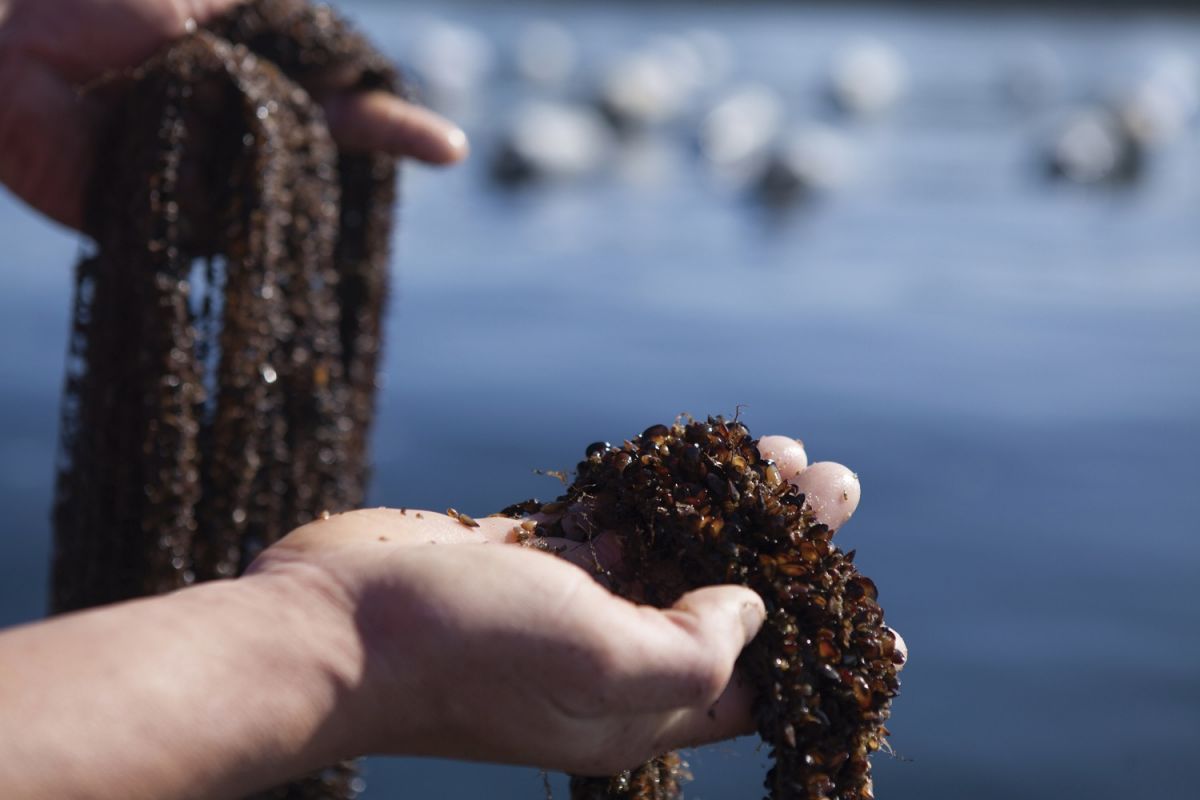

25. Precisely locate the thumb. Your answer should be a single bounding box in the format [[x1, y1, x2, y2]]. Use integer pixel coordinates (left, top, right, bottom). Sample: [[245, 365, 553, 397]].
[[612, 585, 764, 714], [666, 585, 766, 654]]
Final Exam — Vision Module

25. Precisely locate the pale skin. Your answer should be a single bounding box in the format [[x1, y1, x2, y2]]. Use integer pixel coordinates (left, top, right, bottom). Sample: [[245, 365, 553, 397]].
[[0, 1, 907, 797]]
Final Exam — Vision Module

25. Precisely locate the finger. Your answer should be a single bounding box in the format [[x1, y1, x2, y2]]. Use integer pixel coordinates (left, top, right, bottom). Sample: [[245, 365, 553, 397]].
[[889, 627, 908, 671], [606, 585, 765, 714], [757, 435, 808, 481], [790, 461, 861, 531], [322, 90, 468, 164]]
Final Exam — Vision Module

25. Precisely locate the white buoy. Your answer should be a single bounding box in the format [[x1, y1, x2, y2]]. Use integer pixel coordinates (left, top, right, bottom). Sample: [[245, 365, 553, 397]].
[[492, 101, 613, 185], [1114, 52, 1199, 149], [597, 53, 690, 131], [826, 38, 907, 119], [699, 84, 784, 174], [1046, 108, 1141, 185], [515, 20, 578, 90], [1118, 82, 1189, 148]]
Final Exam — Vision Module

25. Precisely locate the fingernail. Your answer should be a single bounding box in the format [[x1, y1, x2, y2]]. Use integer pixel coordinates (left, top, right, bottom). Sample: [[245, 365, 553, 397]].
[[443, 127, 469, 162], [738, 592, 766, 644]]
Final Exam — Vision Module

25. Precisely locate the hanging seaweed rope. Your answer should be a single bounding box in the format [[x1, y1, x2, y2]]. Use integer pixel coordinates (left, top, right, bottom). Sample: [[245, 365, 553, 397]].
[[51, 2, 398, 797]]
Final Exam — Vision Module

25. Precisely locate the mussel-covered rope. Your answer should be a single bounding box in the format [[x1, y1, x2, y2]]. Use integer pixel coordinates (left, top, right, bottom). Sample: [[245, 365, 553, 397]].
[[52, 2, 398, 797]]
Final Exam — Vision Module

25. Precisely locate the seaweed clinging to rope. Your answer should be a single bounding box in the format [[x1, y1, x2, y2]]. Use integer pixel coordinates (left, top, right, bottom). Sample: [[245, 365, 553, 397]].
[[506, 417, 902, 800], [52, 1, 398, 796]]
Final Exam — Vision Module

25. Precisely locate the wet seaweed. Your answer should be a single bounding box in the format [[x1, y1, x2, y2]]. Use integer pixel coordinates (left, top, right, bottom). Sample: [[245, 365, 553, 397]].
[[505, 417, 901, 800], [51, 2, 398, 797]]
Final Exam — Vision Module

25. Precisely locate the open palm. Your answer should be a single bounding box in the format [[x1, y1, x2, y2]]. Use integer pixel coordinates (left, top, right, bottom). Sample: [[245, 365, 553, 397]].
[[0, 0, 466, 229]]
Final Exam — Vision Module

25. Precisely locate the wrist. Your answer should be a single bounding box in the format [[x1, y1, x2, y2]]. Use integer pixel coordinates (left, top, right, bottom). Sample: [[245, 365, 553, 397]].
[[230, 564, 374, 764]]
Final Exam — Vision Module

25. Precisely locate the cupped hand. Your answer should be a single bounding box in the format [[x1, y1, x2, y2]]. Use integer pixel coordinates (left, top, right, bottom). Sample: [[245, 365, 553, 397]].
[[250, 508, 766, 776], [0, 0, 467, 229], [245, 434, 905, 776]]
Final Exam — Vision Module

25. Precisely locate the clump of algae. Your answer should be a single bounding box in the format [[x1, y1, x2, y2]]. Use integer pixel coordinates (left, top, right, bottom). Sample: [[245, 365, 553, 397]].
[[506, 417, 902, 800]]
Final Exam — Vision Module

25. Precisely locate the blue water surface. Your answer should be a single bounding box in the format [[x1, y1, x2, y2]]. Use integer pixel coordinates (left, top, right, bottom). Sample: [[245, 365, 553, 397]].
[[2, 2, 1198, 798]]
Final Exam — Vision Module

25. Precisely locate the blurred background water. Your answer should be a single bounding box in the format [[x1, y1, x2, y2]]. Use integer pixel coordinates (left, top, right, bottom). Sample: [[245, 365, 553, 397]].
[[2, 1, 1199, 798]]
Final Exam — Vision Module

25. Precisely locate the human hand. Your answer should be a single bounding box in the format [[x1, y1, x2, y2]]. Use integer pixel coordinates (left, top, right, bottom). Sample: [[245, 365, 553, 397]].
[[246, 434, 906, 776], [248, 508, 765, 776], [0, 0, 467, 229]]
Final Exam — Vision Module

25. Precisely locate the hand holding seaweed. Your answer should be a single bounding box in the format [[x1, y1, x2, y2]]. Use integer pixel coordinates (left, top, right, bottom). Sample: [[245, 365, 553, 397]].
[[249, 507, 770, 775], [0, 0, 467, 229], [252, 423, 904, 798]]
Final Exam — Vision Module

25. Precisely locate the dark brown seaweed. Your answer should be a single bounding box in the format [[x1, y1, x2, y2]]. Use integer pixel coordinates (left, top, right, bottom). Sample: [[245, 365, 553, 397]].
[[505, 417, 901, 800]]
